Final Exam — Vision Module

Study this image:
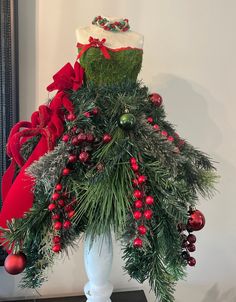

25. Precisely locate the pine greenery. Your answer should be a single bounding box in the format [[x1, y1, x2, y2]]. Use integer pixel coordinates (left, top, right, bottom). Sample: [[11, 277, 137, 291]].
[[1, 81, 217, 302]]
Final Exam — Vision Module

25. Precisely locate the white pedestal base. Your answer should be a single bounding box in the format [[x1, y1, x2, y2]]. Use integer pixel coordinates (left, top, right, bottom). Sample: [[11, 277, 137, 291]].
[[84, 232, 113, 302]]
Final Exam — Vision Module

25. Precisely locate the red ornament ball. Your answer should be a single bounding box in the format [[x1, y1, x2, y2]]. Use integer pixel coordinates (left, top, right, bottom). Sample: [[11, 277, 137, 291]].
[[52, 244, 61, 253], [187, 243, 196, 252], [134, 200, 143, 209], [133, 190, 143, 199], [48, 203, 56, 211], [187, 234, 196, 244], [84, 111, 91, 118], [153, 124, 160, 131], [4, 252, 27, 275], [161, 130, 168, 137], [133, 210, 142, 220], [54, 221, 62, 230], [130, 157, 137, 165], [52, 213, 60, 220], [168, 136, 174, 142], [68, 210, 75, 219], [79, 151, 90, 163], [68, 154, 77, 163], [86, 133, 95, 143], [132, 179, 139, 187], [55, 183, 62, 191], [77, 133, 87, 143], [138, 225, 147, 235], [145, 196, 154, 205], [187, 210, 205, 231], [188, 257, 196, 266], [62, 168, 70, 176], [144, 209, 153, 220], [62, 134, 70, 142], [92, 107, 99, 115], [149, 93, 163, 107], [103, 133, 112, 143], [138, 175, 147, 184], [53, 236, 61, 244], [52, 192, 60, 201], [66, 113, 76, 121], [65, 205, 73, 212], [131, 163, 139, 172], [133, 237, 143, 248], [58, 199, 65, 207], [71, 136, 79, 146], [63, 220, 72, 229], [147, 117, 154, 123]]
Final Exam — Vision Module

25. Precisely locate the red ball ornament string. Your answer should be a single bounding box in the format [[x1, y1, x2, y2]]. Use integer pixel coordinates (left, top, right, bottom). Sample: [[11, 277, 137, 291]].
[[130, 157, 156, 248]]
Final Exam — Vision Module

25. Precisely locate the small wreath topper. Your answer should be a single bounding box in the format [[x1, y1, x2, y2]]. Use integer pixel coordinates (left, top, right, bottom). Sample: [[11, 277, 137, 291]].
[[92, 16, 130, 32]]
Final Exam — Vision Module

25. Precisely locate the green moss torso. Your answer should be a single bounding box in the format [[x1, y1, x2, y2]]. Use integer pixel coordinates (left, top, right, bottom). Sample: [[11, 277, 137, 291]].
[[78, 47, 143, 87]]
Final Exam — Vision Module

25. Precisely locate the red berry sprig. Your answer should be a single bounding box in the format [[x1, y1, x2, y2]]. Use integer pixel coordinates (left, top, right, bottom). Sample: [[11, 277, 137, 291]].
[[129, 157, 156, 249]]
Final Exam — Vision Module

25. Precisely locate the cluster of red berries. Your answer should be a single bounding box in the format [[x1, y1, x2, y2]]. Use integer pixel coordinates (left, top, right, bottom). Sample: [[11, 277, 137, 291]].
[[130, 157, 155, 248], [48, 183, 77, 253]]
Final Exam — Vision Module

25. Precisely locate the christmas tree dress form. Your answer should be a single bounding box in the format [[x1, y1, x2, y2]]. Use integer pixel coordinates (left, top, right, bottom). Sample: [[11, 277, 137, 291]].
[[0, 16, 217, 302]]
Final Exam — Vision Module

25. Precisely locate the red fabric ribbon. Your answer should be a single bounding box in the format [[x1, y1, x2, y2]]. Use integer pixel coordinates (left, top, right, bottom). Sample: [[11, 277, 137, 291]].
[[0, 62, 84, 245], [77, 36, 111, 60]]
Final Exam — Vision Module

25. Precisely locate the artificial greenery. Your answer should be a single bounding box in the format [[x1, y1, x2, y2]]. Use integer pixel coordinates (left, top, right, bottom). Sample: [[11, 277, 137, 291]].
[[1, 81, 217, 302]]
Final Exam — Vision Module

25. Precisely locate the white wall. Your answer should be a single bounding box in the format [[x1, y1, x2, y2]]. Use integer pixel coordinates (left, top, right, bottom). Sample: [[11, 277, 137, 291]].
[[0, 1, 236, 301]]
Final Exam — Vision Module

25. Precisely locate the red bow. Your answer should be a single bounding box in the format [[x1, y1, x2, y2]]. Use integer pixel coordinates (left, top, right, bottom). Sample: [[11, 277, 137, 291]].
[[77, 36, 111, 60], [0, 62, 83, 247], [47, 61, 84, 92]]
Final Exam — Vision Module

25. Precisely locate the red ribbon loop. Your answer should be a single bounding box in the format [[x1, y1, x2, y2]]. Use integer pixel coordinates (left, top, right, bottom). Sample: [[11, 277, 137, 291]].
[[77, 36, 111, 60]]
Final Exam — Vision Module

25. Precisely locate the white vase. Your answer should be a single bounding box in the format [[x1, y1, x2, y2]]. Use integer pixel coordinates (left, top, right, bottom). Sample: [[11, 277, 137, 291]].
[[84, 231, 113, 302]]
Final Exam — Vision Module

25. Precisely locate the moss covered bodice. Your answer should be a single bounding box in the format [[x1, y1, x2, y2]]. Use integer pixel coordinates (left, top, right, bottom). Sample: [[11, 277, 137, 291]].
[[78, 47, 143, 87]]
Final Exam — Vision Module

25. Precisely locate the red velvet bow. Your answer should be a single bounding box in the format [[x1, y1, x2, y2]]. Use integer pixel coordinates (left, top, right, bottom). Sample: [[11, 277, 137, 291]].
[[77, 36, 111, 60], [0, 62, 83, 247], [47, 61, 84, 92]]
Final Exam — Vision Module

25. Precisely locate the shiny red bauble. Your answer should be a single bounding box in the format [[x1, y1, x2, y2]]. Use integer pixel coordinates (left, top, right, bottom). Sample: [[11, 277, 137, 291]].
[[188, 257, 196, 266], [103, 133, 112, 143], [187, 234, 196, 244], [133, 190, 143, 199], [55, 183, 62, 191], [79, 151, 90, 163], [133, 237, 143, 248], [77, 133, 87, 143], [71, 136, 79, 146], [134, 200, 143, 209], [4, 252, 27, 275], [62, 168, 70, 176], [53, 236, 61, 244], [132, 179, 139, 186], [92, 107, 99, 115], [187, 210, 205, 231], [86, 133, 95, 143], [147, 117, 153, 123], [149, 93, 163, 107], [131, 164, 139, 172], [52, 192, 60, 201], [63, 220, 72, 229], [54, 221, 62, 230], [62, 134, 70, 142], [138, 175, 147, 184], [187, 243, 196, 252], [52, 244, 61, 253], [133, 211, 142, 220], [68, 154, 77, 163], [48, 203, 56, 211], [161, 130, 168, 137], [153, 124, 160, 131], [84, 111, 91, 118], [66, 113, 76, 121], [130, 157, 137, 165], [68, 210, 75, 219], [144, 209, 153, 220], [168, 136, 174, 142], [58, 199, 65, 207], [145, 196, 154, 205], [138, 225, 147, 235], [65, 205, 73, 212], [52, 213, 60, 220]]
